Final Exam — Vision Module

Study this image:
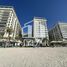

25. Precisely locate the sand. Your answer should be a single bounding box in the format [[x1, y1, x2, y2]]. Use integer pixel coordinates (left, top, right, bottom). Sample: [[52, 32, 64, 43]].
[[0, 47, 67, 67]]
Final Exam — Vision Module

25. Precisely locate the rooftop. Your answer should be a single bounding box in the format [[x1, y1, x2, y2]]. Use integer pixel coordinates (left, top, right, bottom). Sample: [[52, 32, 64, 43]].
[[34, 17, 47, 20], [0, 5, 14, 8]]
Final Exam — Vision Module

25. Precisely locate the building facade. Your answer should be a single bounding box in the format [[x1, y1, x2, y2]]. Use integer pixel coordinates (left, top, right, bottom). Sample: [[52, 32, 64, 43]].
[[22, 25, 32, 37], [33, 17, 48, 38], [22, 17, 49, 46], [0, 6, 22, 44], [49, 22, 67, 46]]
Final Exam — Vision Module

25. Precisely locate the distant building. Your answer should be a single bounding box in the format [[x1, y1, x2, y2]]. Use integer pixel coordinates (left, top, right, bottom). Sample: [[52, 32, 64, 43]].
[[22, 17, 49, 46], [33, 17, 48, 39], [0, 6, 22, 44], [22, 25, 32, 37], [49, 22, 67, 46]]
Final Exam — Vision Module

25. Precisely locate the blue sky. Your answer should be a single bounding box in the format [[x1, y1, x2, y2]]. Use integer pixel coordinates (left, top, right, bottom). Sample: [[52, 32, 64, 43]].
[[0, 0, 67, 29]]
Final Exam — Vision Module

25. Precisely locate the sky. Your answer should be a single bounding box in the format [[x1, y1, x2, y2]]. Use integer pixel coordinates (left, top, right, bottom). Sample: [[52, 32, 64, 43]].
[[0, 0, 67, 29]]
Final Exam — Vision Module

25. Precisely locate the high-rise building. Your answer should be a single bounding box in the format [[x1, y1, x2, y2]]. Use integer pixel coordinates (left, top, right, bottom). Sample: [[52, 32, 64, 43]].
[[0, 6, 22, 41], [22, 17, 49, 46], [49, 22, 67, 46], [22, 25, 32, 37], [33, 17, 48, 39]]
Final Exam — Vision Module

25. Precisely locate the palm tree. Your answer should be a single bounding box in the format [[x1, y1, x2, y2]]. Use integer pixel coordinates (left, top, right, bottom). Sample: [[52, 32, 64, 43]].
[[15, 31, 22, 40], [6, 27, 13, 46], [19, 31, 22, 40], [42, 37, 49, 47], [15, 31, 22, 47], [0, 32, 4, 39], [0, 32, 5, 47], [0, 34, 2, 39]]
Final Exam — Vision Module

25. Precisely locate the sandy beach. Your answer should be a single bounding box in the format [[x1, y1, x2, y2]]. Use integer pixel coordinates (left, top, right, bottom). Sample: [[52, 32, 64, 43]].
[[0, 47, 67, 67]]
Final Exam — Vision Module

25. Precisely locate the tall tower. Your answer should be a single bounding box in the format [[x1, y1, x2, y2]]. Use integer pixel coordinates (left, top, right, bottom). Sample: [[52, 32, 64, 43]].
[[22, 17, 49, 46], [33, 17, 49, 46], [0, 6, 22, 40], [33, 17, 48, 39]]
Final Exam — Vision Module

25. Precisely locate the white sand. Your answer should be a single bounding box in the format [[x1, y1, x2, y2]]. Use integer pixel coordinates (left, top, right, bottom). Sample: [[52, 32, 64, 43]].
[[0, 47, 67, 67]]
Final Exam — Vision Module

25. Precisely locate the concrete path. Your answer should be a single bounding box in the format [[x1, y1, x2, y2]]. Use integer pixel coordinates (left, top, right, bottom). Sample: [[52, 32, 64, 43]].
[[0, 47, 67, 67]]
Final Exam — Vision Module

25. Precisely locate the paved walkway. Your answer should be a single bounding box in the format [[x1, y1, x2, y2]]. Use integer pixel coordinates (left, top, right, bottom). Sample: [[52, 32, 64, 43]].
[[0, 47, 67, 67]]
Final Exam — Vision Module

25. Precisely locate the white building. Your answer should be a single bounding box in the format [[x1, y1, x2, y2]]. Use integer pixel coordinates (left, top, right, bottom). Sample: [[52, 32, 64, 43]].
[[0, 6, 22, 45], [22, 25, 32, 37], [33, 17, 48, 38], [22, 17, 49, 46]]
